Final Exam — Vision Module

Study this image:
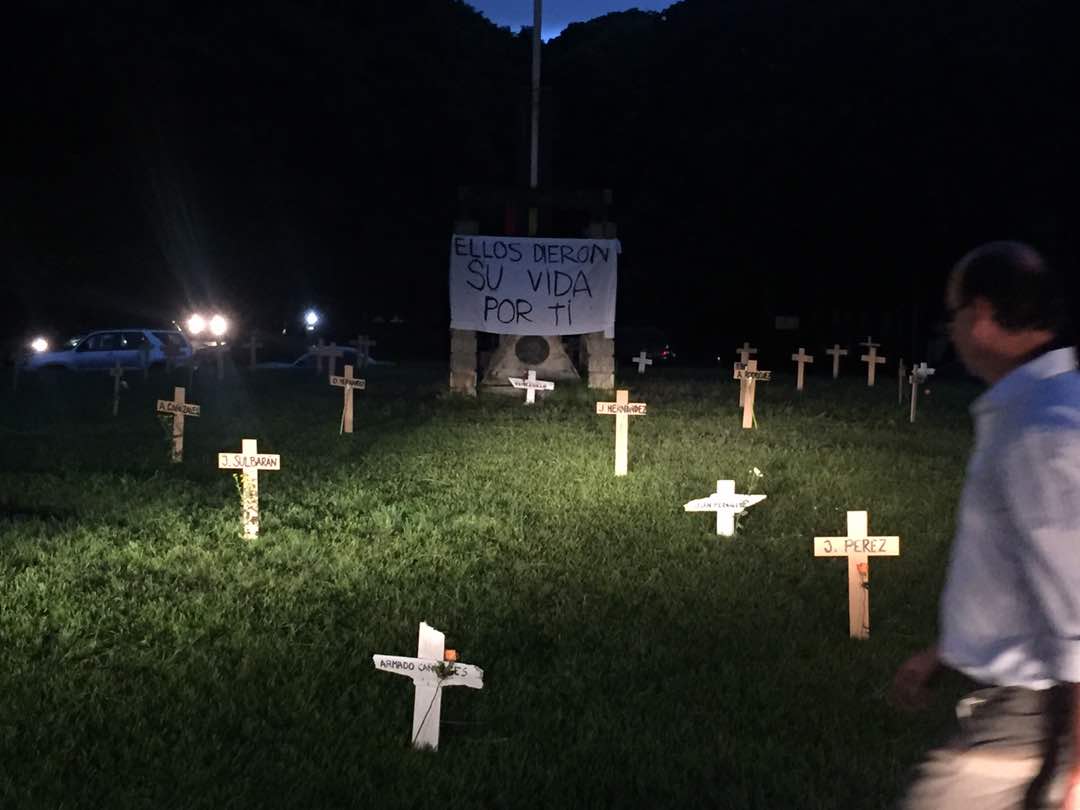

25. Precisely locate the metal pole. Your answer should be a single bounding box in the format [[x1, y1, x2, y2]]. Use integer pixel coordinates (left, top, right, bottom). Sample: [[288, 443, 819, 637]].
[[528, 0, 542, 236]]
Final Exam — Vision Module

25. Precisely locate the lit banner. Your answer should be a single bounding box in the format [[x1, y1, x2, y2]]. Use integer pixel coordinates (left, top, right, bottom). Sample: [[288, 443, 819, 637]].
[[449, 235, 619, 336]]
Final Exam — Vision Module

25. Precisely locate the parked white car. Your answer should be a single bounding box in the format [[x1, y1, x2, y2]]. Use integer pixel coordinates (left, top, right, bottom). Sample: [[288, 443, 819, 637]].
[[25, 329, 194, 373]]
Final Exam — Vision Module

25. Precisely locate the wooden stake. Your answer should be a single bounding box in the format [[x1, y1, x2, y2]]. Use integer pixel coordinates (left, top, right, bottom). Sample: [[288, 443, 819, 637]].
[[898, 358, 906, 405], [156, 386, 201, 463], [331, 364, 366, 433], [243, 333, 264, 368], [734, 360, 771, 429], [791, 347, 814, 391], [814, 511, 900, 639], [825, 344, 848, 379], [218, 438, 281, 538], [909, 362, 935, 423], [109, 360, 124, 417], [595, 389, 647, 476], [859, 337, 886, 387], [734, 342, 758, 406]]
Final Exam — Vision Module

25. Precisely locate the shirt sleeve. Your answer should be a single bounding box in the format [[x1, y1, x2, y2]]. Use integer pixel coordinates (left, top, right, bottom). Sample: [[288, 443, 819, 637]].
[[1002, 419, 1080, 683]]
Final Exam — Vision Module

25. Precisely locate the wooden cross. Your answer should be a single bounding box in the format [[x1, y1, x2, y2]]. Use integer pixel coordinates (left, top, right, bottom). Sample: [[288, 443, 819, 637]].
[[373, 622, 484, 751], [633, 351, 653, 374], [814, 511, 900, 639], [733, 360, 771, 429], [352, 335, 377, 368], [909, 362, 935, 423], [897, 358, 907, 404], [156, 386, 200, 463], [508, 369, 555, 405], [312, 339, 344, 377], [683, 480, 767, 537], [734, 342, 758, 406], [109, 360, 125, 417], [217, 438, 281, 538], [859, 337, 886, 387], [825, 344, 848, 379], [791, 347, 814, 391], [331, 364, 366, 433], [243, 333, 264, 368], [595, 389, 647, 476]]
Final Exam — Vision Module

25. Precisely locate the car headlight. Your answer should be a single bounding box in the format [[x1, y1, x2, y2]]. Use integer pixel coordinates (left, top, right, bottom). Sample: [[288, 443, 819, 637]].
[[209, 314, 228, 337], [187, 314, 206, 335], [30, 337, 49, 353]]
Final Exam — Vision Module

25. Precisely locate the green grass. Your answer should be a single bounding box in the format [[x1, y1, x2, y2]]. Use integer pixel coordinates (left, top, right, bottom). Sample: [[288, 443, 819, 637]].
[[0, 363, 981, 809]]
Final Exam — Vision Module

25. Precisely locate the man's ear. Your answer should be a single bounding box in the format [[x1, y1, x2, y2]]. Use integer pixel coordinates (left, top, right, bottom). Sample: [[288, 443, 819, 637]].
[[970, 297, 997, 327]]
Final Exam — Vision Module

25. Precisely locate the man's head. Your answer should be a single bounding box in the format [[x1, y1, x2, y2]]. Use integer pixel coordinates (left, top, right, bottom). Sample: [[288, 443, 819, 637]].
[[946, 241, 1068, 383]]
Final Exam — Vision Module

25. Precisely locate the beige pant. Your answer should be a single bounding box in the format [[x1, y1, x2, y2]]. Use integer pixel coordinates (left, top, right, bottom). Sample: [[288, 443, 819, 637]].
[[899, 687, 1071, 810]]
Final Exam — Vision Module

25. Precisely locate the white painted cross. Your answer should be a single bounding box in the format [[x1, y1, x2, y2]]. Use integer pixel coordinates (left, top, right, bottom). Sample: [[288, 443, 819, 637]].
[[814, 511, 900, 639], [217, 438, 281, 538], [243, 333, 264, 368], [898, 358, 907, 404], [825, 343, 848, 380], [909, 362, 935, 423], [373, 622, 484, 751], [733, 359, 771, 429], [633, 350, 653, 374], [684, 480, 767, 537], [859, 337, 886, 387], [791, 347, 814, 391], [595, 389, 647, 476], [109, 360, 125, 417], [352, 335, 377, 368], [734, 342, 758, 406], [312, 339, 344, 377], [156, 386, 201, 463], [508, 369, 555, 405], [331, 364, 366, 433]]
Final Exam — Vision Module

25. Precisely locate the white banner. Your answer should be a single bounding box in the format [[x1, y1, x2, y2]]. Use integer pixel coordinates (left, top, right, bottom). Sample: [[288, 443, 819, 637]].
[[449, 235, 619, 335]]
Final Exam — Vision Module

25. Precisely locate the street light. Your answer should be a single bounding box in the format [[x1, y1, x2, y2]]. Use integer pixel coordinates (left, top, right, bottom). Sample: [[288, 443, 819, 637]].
[[304, 309, 320, 332], [30, 337, 49, 353]]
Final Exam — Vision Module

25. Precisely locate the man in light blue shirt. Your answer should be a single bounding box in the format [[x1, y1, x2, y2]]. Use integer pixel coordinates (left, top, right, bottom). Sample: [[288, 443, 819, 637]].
[[893, 241, 1079, 809]]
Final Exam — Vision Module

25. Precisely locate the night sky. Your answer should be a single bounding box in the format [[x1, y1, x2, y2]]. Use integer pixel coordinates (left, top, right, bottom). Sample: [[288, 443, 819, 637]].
[[5, 0, 1077, 360], [468, 0, 672, 40]]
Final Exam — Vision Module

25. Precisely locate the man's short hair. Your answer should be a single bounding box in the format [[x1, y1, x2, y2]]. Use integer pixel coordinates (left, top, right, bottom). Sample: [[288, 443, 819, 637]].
[[953, 241, 1069, 335]]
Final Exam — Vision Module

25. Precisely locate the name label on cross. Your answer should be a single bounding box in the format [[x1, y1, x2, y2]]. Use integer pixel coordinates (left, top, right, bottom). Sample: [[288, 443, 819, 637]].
[[734, 369, 772, 381], [509, 377, 555, 391], [157, 400, 201, 416], [596, 403, 647, 415], [330, 375, 367, 389], [218, 453, 281, 470], [814, 537, 900, 556]]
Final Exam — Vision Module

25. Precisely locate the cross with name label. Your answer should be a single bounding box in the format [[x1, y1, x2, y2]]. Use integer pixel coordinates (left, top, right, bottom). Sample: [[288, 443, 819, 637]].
[[733, 359, 771, 429], [331, 364, 366, 433], [243, 332, 264, 368], [373, 622, 484, 751], [684, 480, 767, 537], [156, 386, 201, 462], [508, 369, 555, 405], [218, 438, 281, 538], [109, 360, 125, 417], [351, 335, 377, 368], [859, 337, 886, 387], [312, 339, 344, 377], [814, 511, 900, 639], [734, 342, 758, 406], [825, 343, 848, 379], [909, 362, 935, 423], [791, 347, 814, 391], [633, 351, 653, 374], [595, 389, 647, 476]]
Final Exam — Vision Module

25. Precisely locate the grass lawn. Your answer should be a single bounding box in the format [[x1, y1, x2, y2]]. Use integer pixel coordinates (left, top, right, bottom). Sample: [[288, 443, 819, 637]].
[[0, 362, 982, 809]]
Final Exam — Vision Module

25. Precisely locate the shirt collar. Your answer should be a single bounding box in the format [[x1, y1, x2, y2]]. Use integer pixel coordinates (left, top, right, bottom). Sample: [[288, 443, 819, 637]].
[[972, 346, 1078, 415]]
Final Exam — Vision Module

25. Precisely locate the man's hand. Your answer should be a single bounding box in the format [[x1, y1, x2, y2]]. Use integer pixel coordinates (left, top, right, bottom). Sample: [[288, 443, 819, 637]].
[[890, 644, 940, 711]]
